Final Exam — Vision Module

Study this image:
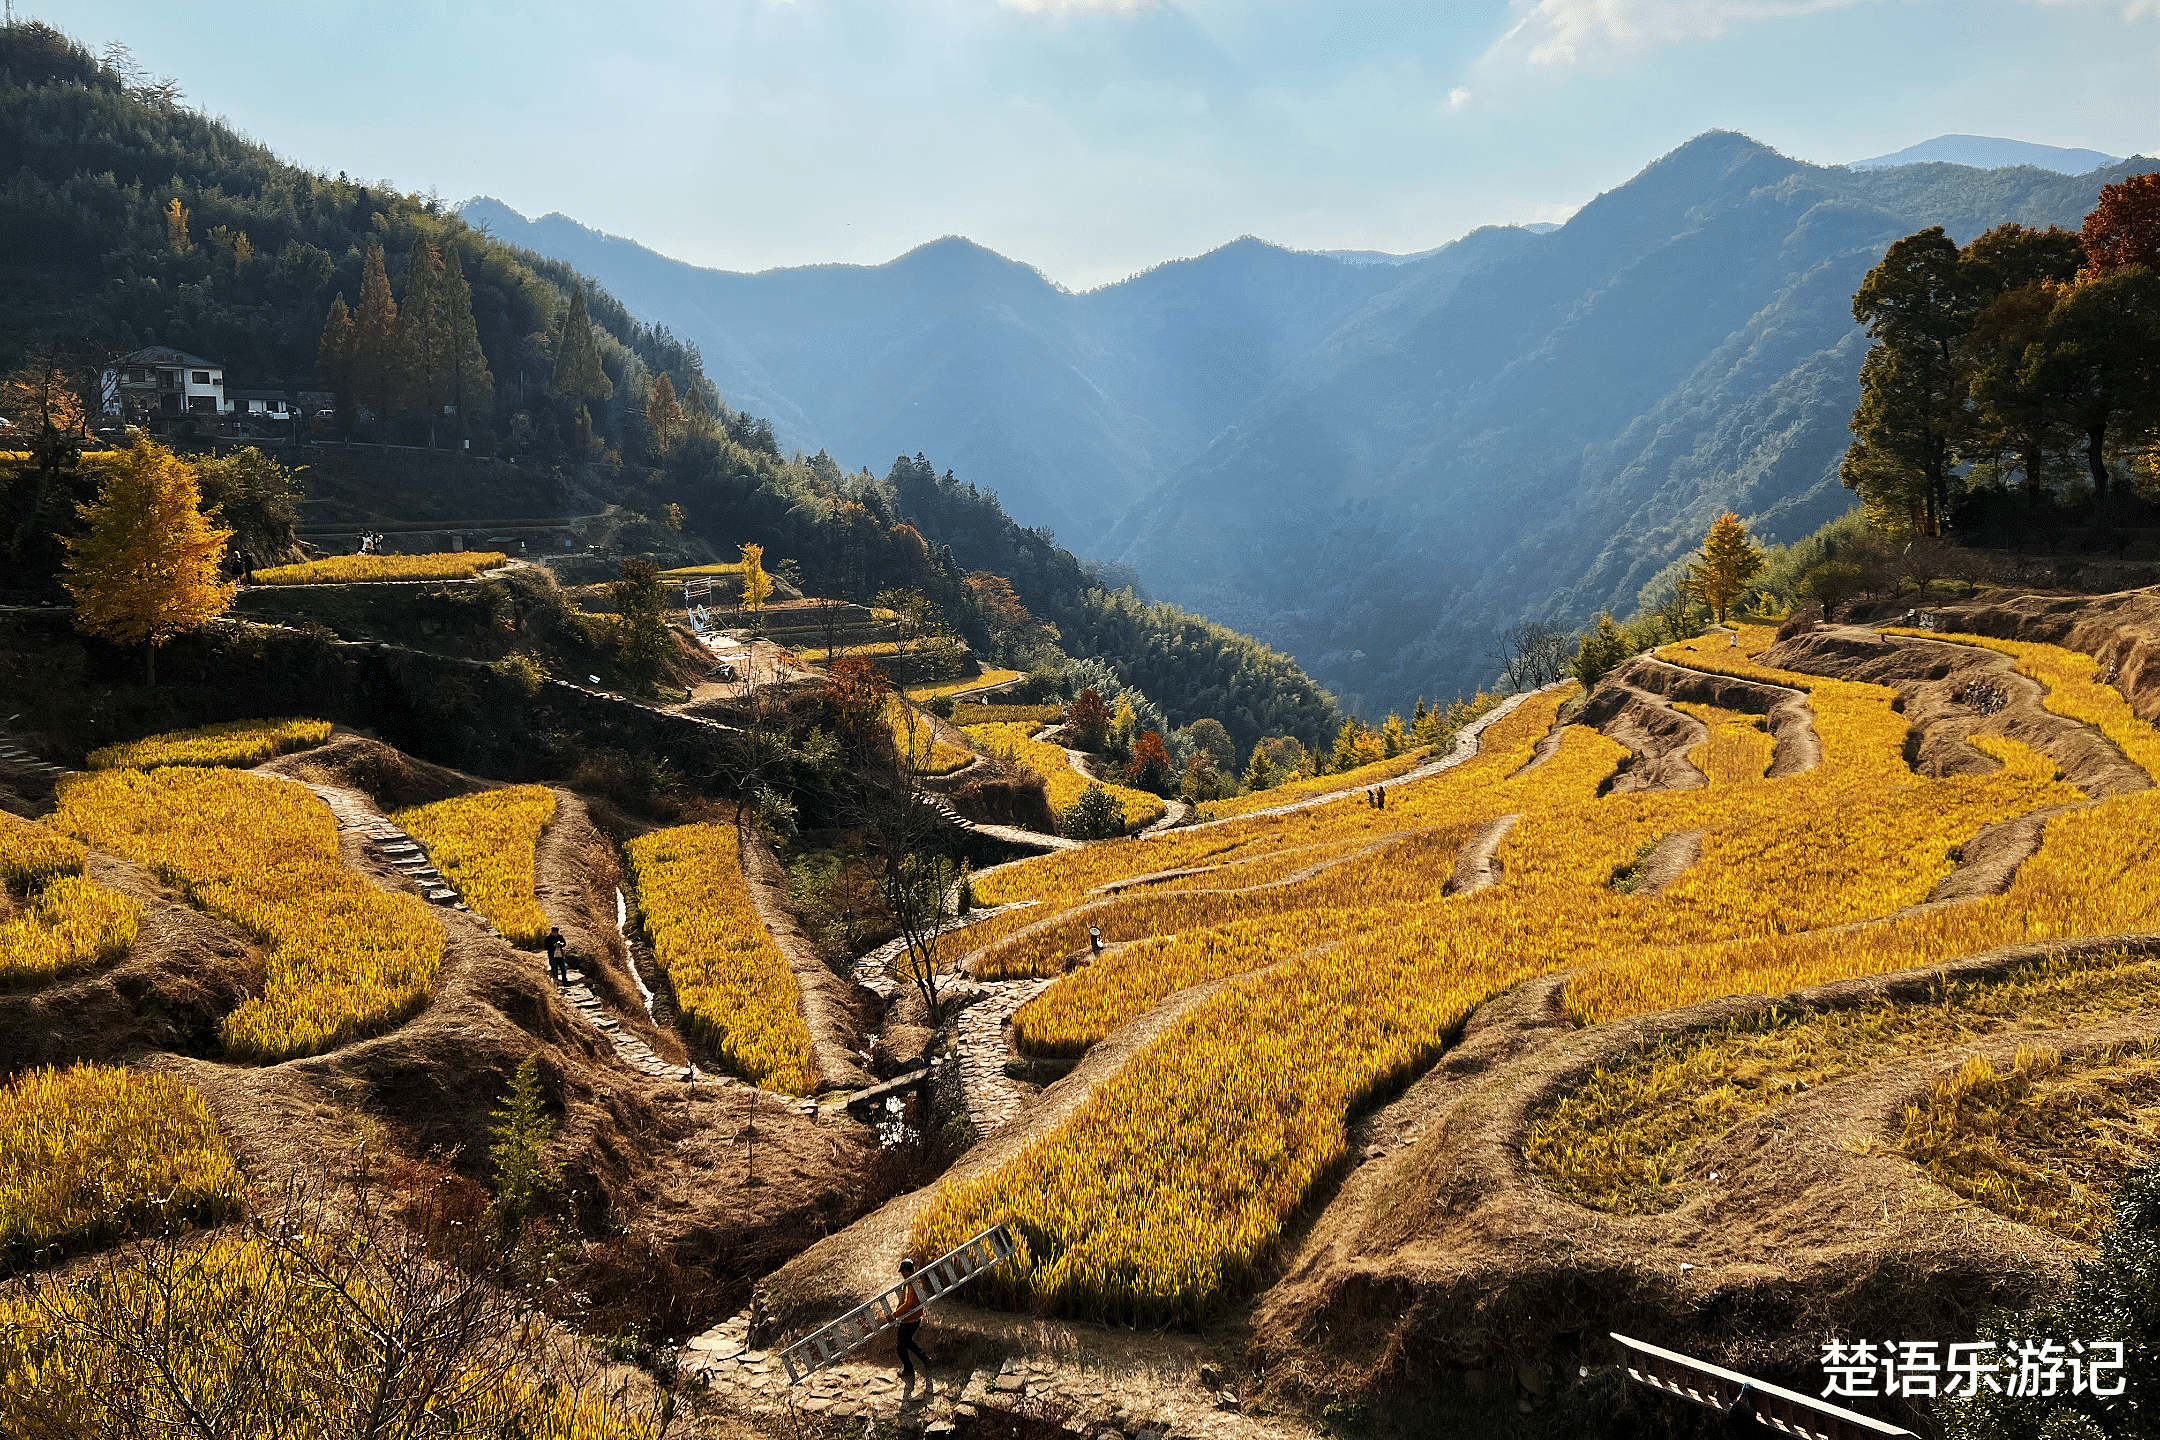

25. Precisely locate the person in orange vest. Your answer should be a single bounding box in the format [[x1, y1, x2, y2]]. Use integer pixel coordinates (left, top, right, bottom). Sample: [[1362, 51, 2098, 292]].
[[894, 1257, 931, 1388]]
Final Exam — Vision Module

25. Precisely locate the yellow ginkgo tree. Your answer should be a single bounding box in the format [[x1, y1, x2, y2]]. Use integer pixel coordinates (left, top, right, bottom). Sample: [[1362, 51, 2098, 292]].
[[62, 438, 236, 685]]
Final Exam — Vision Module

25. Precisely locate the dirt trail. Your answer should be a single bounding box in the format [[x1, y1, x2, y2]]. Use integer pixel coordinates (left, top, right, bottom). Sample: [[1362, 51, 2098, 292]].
[[750, 969, 1254, 1327], [1445, 814, 1519, 895], [1633, 829, 1703, 897], [738, 828, 875, 1094], [1615, 654, 1821, 777], [1572, 677, 1708, 792]]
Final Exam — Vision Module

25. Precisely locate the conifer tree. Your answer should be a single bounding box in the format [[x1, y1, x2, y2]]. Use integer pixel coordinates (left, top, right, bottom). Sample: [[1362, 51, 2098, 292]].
[[1243, 743, 1276, 792], [549, 287, 613, 452], [62, 438, 236, 685], [395, 241, 449, 444], [315, 293, 356, 434], [1570, 612, 1633, 687], [1683, 513, 1766, 625], [438, 247, 494, 449], [486, 1054, 559, 1241], [347, 238, 400, 444]]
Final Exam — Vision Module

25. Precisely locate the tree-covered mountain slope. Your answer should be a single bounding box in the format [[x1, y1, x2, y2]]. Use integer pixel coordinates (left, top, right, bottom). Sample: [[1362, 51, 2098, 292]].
[[1105, 132, 2157, 707], [0, 22, 1338, 750]]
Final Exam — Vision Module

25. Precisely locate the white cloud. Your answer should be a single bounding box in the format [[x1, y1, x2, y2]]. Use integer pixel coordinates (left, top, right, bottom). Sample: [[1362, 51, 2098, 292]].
[[1446, 86, 1473, 110], [1496, 0, 2155, 66], [997, 0, 1158, 13], [1496, 0, 1874, 66]]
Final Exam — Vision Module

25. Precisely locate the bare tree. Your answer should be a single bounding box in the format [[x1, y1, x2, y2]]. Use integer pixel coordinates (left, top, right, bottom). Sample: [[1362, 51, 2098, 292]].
[[844, 748, 963, 1024], [0, 1168, 665, 1440], [1490, 618, 1572, 692]]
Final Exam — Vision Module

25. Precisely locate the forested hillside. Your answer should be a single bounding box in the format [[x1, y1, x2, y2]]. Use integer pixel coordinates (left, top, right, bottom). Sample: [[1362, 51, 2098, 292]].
[[0, 22, 1337, 750], [1106, 132, 2158, 706]]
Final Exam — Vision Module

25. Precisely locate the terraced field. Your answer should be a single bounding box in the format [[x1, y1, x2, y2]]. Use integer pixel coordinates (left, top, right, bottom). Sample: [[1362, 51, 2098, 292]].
[[898, 620, 2160, 1326]]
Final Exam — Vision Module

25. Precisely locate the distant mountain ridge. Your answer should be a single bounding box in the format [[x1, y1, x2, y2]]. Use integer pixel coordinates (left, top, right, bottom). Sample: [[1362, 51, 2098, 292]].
[[457, 198, 1547, 553], [470, 133, 2158, 710], [1847, 134, 2127, 173]]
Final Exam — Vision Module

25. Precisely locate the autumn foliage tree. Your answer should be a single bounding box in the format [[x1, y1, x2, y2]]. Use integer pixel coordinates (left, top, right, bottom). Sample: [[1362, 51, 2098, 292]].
[[2081, 172, 2160, 276], [646, 373, 686, 453], [1065, 687, 1112, 750], [1683, 512, 1766, 625], [1127, 730, 1174, 794], [62, 439, 236, 684], [824, 654, 893, 742], [738, 542, 774, 620]]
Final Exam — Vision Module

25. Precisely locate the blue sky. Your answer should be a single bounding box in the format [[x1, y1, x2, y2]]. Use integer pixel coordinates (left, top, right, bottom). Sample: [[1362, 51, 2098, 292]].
[[50, 0, 2160, 289]]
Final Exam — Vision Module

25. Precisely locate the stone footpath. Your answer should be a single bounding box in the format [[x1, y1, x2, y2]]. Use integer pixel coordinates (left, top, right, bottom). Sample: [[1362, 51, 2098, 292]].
[[0, 731, 70, 784], [851, 909, 1051, 1136], [954, 977, 1052, 1135], [681, 1313, 1230, 1440], [286, 776, 690, 1085]]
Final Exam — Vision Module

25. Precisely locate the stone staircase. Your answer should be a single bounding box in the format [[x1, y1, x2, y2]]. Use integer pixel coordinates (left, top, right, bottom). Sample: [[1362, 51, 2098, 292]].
[[0, 731, 71, 785], [284, 774, 697, 1086]]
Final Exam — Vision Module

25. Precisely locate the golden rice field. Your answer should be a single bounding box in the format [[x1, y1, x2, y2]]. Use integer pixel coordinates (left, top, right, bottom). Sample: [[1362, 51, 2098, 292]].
[[1673, 702, 1776, 785], [887, 698, 974, 776], [0, 811, 139, 988], [0, 808, 85, 891], [86, 716, 332, 771], [962, 721, 1167, 832], [392, 786, 558, 947], [903, 668, 1022, 702], [909, 623, 2160, 1324], [0, 1238, 652, 1439], [0, 874, 141, 988], [251, 551, 511, 585], [622, 824, 816, 1095], [53, 768, 443, 1062], [1196, 746, 1436, 820], [0, 1064, 245, 1269]]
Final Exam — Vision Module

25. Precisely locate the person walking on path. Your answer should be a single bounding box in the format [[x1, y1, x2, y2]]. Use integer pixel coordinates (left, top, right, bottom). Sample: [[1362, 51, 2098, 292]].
[[894, 1258, 931, 1390], [544, 926, 570, 987]]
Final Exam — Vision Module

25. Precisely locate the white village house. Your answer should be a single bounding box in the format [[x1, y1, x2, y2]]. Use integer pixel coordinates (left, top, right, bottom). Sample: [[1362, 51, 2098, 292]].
[[99, 346, 328, 437]]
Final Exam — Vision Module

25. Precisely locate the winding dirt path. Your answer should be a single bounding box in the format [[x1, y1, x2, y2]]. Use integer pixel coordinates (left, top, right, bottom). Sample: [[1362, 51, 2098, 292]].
[[1445, 814, 1520, 895]]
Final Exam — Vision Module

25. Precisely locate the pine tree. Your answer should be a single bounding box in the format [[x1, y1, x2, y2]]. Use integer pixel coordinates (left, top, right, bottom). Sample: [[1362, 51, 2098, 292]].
[[612, 559, 670, 693], [395, 241, 449, 445], [348, 238, 400, 444], [315, 293, 355, 435], [1569, 612, 1633, 688], [646, 372, 685, 452], [61, 438, 236, 685], [1683, 514, 1766, 625], [487, 1054, 559, 1241], [549, 287, 613, 408], [438, 247, 494, 449]]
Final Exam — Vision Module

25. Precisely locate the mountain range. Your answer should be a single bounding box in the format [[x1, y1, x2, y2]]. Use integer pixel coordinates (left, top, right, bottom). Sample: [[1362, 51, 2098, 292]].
[[466, 133, 2155, 708], [1847, 134, 2124, 172]]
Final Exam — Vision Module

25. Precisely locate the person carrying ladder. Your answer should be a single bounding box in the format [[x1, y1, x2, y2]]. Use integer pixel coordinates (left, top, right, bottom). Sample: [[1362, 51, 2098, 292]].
[[894, 1258, 932, 1390]]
